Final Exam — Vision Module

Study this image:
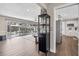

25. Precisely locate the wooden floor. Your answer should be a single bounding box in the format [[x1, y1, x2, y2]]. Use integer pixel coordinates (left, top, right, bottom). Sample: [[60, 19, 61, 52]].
[[0, 35, 44, 56], [56, 36, 78, 56], [0, 35, 78, 56]]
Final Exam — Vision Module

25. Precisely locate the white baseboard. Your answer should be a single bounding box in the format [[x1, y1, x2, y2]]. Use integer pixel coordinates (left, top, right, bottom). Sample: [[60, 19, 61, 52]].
[[50, 49, 56, 53]]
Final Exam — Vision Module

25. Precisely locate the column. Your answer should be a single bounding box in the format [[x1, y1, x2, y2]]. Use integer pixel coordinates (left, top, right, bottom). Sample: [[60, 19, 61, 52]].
[[0, 16, 7, 41]]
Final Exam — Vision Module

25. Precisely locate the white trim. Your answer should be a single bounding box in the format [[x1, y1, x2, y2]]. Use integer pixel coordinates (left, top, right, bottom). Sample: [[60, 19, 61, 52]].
[[55, 3, 78, 10], [53, 8, 56, 53], [50, 49, 56, 53]]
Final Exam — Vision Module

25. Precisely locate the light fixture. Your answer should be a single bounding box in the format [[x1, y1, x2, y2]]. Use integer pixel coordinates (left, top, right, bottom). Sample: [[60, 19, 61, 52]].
[[26, 9, 30, 12]]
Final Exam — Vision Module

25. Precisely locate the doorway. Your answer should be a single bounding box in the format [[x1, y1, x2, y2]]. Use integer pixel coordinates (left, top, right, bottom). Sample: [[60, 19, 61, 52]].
[[55, 3, 79, 56]]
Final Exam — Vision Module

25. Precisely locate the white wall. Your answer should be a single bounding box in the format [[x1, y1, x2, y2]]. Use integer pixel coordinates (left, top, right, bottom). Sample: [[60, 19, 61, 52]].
[[46, 3, 65, 53], [61, 21, 66, 35], [78, 18, 79, 56], [47, 5, 56, 53], [0, 16, 7, 35], [62, 20, 78, 38], [78, 19, 79, 39]]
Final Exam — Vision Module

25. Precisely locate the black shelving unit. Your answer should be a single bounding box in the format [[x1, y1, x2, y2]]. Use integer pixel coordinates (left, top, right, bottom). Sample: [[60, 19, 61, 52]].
[[38, 9, 50, 55]]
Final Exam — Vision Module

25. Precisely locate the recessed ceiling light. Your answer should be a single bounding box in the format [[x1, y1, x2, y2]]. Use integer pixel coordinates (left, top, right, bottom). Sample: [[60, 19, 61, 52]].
[[26, 9, 30, 12]]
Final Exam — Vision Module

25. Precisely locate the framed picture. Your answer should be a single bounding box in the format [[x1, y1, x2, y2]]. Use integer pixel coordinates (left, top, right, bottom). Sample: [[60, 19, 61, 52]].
[[69, 27, 72, 30], [75, 27, 77, 31], [67, 24, 74, 27]]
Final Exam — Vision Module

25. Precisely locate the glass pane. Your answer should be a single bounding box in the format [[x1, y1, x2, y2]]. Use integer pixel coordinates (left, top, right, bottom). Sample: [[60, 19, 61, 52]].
[[47, 26, 49, 33], [39, 26, 46, 33], [39, 17, 46, 24], [47, 18, 49, 24], [39, 18, 41, 24], [43, 17, 46, 24]]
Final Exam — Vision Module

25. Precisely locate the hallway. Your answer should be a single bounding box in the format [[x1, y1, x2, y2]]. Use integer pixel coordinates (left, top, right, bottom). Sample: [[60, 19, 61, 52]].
[[56, 36, 78, 56]]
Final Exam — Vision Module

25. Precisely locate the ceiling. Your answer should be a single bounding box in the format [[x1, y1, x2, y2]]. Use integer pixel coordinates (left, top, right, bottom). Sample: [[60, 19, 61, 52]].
[[0, 3, 41, 22], [0, 3, 66, 22], [46, 3, 66, 7], [56, 4, 79, 19], [0, 3, 77, 22]]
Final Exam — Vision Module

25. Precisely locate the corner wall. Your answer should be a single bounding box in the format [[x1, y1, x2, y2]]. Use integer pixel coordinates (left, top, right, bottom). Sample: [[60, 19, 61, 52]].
[[47, 5, 56, 53], [0, 16, 7, 41], [0, 16, 7, 35]]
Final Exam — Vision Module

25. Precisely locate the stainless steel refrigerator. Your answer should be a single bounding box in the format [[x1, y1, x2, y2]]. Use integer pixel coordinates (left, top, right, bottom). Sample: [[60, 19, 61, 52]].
[[56, 20, 62, 44]]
